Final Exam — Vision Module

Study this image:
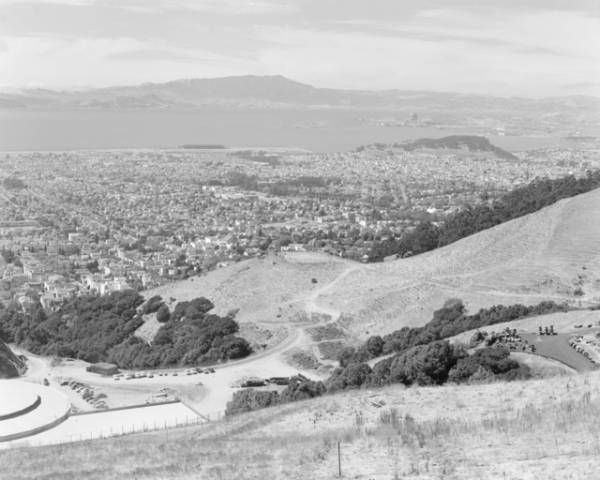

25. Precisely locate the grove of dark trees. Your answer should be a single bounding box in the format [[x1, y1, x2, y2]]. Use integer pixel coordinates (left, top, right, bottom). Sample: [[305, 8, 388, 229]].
[[225, 298, 554, 416], [391, 170, 600, 259], [337, 299, 568, 367], [0, 290, 251, 369], [227, 340, 529, 416]]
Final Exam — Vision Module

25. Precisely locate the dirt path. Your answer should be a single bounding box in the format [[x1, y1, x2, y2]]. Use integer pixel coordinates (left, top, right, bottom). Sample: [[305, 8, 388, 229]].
[[303, 264, 369, 319]]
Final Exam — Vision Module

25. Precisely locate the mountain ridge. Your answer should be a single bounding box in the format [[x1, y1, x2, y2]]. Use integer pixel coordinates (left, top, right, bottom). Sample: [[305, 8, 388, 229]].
[[2, 75, 599, 111]]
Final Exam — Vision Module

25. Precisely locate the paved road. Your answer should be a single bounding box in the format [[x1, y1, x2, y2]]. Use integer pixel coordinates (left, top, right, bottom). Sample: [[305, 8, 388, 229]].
[[522, 333, 597, 372]]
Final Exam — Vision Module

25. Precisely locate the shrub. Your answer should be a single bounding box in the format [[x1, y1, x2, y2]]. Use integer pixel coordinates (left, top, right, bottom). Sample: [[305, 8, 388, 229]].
[[225, 389, 280, 416], [143, 295, 164, 314], [365, 335, 384, 357], [389, 341, 461, 386], [448, 346, 521, 384], [215, 336, 252, 360], [279, 376, 326, 403], [326, 362, 372, 392], [367, 356, 394, 387], [156, 304, 171, 323]]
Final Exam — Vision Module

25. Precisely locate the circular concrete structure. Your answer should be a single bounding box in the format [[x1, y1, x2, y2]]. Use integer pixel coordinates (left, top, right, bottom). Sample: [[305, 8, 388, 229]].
[[0, 380, 71, 442]]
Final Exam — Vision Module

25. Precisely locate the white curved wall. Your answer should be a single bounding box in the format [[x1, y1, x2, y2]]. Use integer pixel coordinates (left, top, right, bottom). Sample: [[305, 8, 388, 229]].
[[0, 380, 71, 442]]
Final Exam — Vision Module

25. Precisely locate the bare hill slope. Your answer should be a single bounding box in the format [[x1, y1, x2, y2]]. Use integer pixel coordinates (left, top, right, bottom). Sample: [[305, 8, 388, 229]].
[[143, 252, 354, 325], [145, 188, 600, 340], [318, 187, 600, 336]]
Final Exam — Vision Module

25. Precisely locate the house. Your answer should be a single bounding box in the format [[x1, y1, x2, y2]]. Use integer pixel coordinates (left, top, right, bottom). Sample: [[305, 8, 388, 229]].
[[86, 362, 120, 376]]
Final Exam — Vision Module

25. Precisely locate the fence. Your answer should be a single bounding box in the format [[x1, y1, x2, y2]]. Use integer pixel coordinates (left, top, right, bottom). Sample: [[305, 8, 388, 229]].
[[0, 410, 70, 444], [3, 403, 211, 449]]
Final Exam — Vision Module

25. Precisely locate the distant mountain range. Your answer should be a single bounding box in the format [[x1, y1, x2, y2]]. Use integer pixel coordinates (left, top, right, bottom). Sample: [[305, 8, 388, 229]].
[[1, 75, 598, 112]]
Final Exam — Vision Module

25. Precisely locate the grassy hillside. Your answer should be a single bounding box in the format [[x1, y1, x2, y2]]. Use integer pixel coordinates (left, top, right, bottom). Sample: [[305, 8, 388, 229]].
[[143, 188, 600, 344], [318, 187, 600, 336], [2, 369, 599, 479], [143, 252, 353, 325]]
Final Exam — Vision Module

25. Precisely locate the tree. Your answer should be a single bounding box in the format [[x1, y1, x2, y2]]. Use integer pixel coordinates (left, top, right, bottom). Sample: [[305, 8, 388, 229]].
[[143, 295, 164, 314], [225, 389, 279, 416], [389, 341, 460, 386], [279, 376, 325, 403], [365, 335, 384, 357], [3, 290, 251, 369], [156, 304, 171, 323], [85, 260, 100, 273], [367, 356, 393, 387], [326, 362, 372, 392], [218, 336, 252, 359], [447, 346, 519, 384]]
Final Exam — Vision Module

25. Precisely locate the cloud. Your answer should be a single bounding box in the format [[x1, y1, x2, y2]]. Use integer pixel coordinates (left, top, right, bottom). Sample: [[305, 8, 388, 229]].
[[106, 44, 252, 65], [0, 0, 598, 95], [124, 0, 297, 15], [0, 0, 296, 14], [0, 33, 262, 88], [254, 20, 600, 96], [329, 7, 600, 60], [0, 0, 94, 5], [331, 21, 572, 58]]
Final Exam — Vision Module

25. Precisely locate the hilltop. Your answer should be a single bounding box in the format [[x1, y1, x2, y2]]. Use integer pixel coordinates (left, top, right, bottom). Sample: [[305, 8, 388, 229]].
[[395, 135, 517, 160], [146, 187, 600, 344], [2, 75, 599, 113]]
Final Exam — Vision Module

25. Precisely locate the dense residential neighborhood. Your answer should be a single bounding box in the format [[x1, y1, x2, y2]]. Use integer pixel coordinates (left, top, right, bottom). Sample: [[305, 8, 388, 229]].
[[1, 138, 599, 307]]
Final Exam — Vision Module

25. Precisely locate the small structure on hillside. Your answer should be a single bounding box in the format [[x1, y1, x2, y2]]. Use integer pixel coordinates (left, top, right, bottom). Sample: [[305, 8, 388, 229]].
[[86, 362, 120, 376]]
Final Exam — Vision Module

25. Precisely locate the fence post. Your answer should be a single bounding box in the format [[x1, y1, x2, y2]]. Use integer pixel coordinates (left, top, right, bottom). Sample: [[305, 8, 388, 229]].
[[337, 441, 341, 478]]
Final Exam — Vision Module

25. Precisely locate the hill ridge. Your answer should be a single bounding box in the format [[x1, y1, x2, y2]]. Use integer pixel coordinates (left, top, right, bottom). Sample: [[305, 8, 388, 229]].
[[3, 75, 599, 111], [145, 187, 600, 340], [395, 135, 517, 160]]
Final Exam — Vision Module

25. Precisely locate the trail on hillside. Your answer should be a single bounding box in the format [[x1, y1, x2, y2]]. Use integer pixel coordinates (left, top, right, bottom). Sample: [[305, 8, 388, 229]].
[[303, 264, 370, 320]]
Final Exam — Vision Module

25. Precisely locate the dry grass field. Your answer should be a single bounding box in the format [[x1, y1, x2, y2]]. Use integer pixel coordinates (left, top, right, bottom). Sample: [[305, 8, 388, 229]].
[[143, 252, 352, 326], [320, 188, 600, 337], [4, 369, 600, 479], [142, 188, 600, 346]]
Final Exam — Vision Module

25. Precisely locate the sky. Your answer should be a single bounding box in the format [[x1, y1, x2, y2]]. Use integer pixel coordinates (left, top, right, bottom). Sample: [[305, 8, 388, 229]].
[[0, 0, 599, 96]]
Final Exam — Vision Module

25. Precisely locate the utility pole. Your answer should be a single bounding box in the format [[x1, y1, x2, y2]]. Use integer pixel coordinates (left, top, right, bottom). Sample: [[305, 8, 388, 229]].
[[55, 229, 59, 273]]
